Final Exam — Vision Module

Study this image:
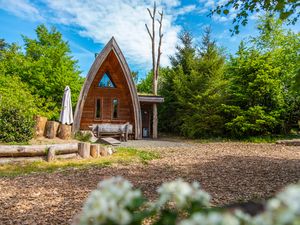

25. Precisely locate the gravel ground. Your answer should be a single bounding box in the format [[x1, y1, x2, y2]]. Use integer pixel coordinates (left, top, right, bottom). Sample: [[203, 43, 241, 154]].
[[0, 140, 300, 224]]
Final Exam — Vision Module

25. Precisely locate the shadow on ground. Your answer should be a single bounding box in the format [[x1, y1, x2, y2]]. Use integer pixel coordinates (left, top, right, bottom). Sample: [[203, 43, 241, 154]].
[[0, 154, 299, 224]]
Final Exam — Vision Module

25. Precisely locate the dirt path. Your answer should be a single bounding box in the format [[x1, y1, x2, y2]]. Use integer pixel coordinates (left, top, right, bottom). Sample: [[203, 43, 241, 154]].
[[1, 141, 300, 224]]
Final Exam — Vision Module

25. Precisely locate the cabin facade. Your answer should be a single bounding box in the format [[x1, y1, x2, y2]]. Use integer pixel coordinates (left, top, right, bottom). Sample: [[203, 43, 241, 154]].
[[73, 37, 163, 139]]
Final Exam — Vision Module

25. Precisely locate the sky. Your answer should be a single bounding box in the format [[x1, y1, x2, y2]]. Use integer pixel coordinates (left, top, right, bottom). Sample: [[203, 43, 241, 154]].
[[0, 0, 299, 80]]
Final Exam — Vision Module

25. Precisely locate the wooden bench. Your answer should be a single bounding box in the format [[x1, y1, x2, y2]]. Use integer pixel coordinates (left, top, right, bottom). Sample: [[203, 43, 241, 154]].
[[89, 123, 133, 142]]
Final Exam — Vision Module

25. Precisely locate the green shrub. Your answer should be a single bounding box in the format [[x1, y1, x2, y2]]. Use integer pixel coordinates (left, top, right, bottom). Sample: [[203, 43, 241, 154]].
[[224, 105, 281, 137], [74, 131, 92, 142], [0, 75, 37, 143], [0, 107, 35, 143]]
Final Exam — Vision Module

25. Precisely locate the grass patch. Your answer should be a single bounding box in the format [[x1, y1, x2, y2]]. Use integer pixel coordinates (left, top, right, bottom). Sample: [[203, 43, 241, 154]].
[[0, 147, 160, 177], [240, 134, 300, 143]]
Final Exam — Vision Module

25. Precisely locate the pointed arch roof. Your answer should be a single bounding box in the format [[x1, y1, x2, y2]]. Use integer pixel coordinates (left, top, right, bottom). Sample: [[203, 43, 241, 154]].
[[73, 37, 142, 139]]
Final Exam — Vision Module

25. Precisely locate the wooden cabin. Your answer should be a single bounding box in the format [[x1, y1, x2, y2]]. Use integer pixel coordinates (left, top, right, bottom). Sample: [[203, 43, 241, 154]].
[[73, 37, 164, 139]]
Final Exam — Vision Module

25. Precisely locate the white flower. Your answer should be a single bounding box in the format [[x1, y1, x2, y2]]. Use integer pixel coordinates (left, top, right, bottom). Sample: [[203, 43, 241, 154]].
[[79, 177, 142, 225], [253, 182, 300, 225], [155, 179, 210, 209], [179, 212, 240, 225], [276, 184, 300, 214]]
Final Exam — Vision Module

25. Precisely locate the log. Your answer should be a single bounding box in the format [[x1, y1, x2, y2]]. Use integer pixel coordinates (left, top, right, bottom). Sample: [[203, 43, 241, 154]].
[[48, 143, 78, 155], [45, 121, 60, 139], [58, 124, 72, 140], [0, 143, 78, 157], [99, 145, 112, 156], [276, 139, 300, 146], [47, 147, 56, 162], [90, 144, 99, 158], [0, 156, 45, 165], [56, 153, 78, 160], [34, 116, 48, 137], [78, 142, 90, 158], [99, 145, 108, 156], [0, 154, 78, 165]]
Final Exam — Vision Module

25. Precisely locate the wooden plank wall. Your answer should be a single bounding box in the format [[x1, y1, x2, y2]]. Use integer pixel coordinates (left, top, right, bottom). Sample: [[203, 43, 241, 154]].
[[80, 51, 135, 131]]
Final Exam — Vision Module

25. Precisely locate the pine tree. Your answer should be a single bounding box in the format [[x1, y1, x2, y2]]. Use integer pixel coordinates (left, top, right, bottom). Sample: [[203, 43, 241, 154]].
[[178, 28, 226, 137]]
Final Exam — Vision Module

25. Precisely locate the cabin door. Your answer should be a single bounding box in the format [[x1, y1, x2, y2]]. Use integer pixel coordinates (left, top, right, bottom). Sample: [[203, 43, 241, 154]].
[[142, 108, 151, 138]]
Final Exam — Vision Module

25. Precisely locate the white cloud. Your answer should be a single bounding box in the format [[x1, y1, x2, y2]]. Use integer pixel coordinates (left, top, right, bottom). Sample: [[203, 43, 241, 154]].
[[212, 15, 229, 22], [0, 0, 43, 21], [204, 0, 215, 8], [198, 0, 240, 23], [41, 0, 187, 70], [175, 5, 196, 16]]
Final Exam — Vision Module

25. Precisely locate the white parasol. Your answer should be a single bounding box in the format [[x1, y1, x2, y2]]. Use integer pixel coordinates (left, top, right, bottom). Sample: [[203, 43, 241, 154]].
[[59, 86, 74, 125]]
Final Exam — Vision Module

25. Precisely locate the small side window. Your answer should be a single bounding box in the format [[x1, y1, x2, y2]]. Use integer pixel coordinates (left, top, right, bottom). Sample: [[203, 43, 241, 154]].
[[95, 98, 101, 119], [112, 99, 118, 119]]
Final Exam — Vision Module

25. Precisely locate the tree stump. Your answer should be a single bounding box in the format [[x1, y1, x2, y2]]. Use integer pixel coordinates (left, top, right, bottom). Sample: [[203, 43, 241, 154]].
[[90, 144, 99, 158], [45, 121, 60, 139], [58, 124, 72, 140], [78, 142, 90, 158], [34, 116, 48, 137], [99, 145, 114, 156], [99, 145, 109, 156], [47, 147, 56, 162]]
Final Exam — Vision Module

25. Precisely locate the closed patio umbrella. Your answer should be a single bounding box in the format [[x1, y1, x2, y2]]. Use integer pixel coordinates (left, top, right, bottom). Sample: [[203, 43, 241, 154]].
[[59, 86, 74, 125]]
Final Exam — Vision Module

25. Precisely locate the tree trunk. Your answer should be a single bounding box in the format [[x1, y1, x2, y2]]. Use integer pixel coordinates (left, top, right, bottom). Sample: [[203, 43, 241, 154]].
[[56, 153, 78, 160], [99, 145, 109, 156], [58, 124, 72, 140], [152, 103, 158, 138], [146, 3, 163, 140], [90, 144, 99, 158], [47, 147, 56, 162], [152, 78, 158, 139], [45, 121, 60, 139], [0, 143, 78, 157], [276, 139, 300, 146], [78, 142, 90, 158], [34, 116, 48, 137], [0, 156, 44, 165]]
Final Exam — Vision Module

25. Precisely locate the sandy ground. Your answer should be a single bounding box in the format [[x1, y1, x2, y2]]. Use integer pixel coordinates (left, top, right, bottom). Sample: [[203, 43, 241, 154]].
[[0, 140, 300, 224]]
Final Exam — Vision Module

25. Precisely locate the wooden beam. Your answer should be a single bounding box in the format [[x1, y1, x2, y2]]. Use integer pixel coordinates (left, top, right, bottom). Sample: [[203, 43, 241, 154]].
[[0, 143, 78, 157]]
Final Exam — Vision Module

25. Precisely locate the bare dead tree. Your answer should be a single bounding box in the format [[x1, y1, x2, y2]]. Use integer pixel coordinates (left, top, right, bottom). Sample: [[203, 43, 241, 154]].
[[145, 2, 163, 139]]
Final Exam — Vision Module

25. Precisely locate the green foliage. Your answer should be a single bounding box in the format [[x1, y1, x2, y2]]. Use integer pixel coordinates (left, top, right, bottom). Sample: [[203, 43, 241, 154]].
[[212, 0, 300, 34], [137, 70, 153, 93], [0, 75, 37, 143], [222, 17, 300, 137], [0, 25, 84, 120], [0, 38, 6, 51], [159, 29, 227, 137], [74, 131, 92, 142], [158, 17, 299, 139], [131, 71, 139, 84], [0, 147, 159, 177]]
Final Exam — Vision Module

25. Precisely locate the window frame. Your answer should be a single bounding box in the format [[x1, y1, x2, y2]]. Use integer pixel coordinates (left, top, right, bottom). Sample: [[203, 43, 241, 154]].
[[95, 97, 102, 120], [98, 72, 116, 88], [111, 98, 119, 119]]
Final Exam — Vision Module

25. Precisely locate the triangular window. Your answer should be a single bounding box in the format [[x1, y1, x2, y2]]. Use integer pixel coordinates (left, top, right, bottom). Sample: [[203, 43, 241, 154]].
[[98, 72, 116, 88]]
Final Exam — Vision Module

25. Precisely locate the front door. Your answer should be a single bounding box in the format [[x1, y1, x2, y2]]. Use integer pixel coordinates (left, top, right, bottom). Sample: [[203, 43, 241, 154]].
[[142, 109, 151, 138]]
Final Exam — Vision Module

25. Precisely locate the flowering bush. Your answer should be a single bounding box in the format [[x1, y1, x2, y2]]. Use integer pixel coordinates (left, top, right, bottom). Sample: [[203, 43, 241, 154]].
[[78, 177, 300, 225]]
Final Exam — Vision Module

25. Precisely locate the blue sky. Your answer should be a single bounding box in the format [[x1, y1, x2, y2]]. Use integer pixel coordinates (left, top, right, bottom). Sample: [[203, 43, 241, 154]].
[[0, 0, 299, 80]]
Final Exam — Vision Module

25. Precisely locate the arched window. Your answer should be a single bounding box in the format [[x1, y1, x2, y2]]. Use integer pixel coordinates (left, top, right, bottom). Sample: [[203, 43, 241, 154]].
[[98, 72, 116, 88]]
